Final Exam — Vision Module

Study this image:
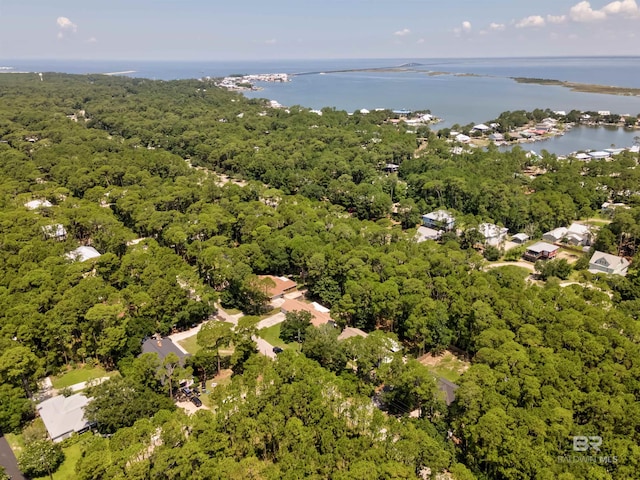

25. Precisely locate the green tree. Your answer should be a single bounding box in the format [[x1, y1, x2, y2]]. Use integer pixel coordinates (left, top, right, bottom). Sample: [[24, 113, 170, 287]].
[[18, 440, 64, 480], [197, 321, 233, 374], [280, 310, 313, 343], [85, 376, 175, 434], [301, 323, 346, 372]]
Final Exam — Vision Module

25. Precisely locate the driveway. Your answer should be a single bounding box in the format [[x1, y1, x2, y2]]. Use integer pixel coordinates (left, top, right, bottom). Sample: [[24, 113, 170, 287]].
[[257, 312, 286, 330], [0, 435, 26, 480], [254, 336, 277, 359]]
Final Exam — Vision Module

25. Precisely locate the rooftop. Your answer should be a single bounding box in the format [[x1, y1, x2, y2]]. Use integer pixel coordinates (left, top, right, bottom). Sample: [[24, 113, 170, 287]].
[[37, 393, 92, 442]]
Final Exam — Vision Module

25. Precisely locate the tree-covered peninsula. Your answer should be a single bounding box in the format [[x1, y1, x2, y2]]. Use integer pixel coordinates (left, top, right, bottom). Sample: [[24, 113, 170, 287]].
[[1, 72, 640, 479]]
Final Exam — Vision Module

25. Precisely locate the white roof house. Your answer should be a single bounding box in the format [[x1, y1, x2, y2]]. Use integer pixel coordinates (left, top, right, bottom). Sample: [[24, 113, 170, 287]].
[[512, 233, 530, 243], [589, 251, 630, 276], [37, 393, 93, 443], [455, 134, 470, 143], [566, 223, 592, 246], [542, 227, 568, 243], [422, 210, 455, 231], [65, 246, 101, 262], [415, 226, 442, 243], [472, 124, 490, 132], [25, 199, 53, 210], [42, 224, 67, 240], [478, 223, 508, 246]]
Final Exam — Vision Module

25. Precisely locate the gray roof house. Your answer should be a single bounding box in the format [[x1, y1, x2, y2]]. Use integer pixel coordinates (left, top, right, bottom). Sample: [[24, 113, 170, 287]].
[[589, 251, 630, 276], [37, 393, 93, 443], [422, 210, 455, 231], [141, 336, 188, 364]]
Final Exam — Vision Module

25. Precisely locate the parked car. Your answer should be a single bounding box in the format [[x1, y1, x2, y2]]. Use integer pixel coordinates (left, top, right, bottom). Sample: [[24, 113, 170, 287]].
[[272, 346, 284, 354], [190, 396, 202, 407]]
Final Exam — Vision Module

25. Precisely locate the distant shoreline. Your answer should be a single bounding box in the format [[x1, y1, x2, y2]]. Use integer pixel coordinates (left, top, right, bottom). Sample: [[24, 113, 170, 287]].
[[511, 77, 640, 97]]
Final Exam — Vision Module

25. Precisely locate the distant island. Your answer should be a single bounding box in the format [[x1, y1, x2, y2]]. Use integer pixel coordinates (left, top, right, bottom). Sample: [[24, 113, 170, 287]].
[[512, 77, 640, 97]]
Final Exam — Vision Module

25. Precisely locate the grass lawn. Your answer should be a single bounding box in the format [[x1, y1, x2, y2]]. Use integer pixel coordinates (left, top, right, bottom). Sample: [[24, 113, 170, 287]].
[[258, 324, 287, 348], [419, 351, 470, 383], [258, 308, 281, 320], [221, 307, 242, 315], [37, 440, 84, 480], [178, 335, 201, 355], [51, 366, 117, 389], [5, 428, 87, 480]]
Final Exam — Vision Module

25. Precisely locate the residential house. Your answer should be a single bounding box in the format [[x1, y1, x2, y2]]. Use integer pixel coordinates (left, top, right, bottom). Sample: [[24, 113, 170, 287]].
[[588, 151, 611, 160], [415, 226, 442, 243], [478, 223, 508, 247], [42, 224, 67, 241], [523, 242, 560, 262], [25, 199, 53, 210], [141, 336, 189, 364], [455, 133, 470, 143], [488, 133, 504, 142], [281, 298, 335, 328], [511, 233, 530, 244], [65, 246, 101, 262], [472, 124, 490, 133], [38, 393, 93, 443], [337, 327, 369, 341], [259, 275, 297, 301], [422, 210, 455, 231], [565, 223, 592, 246], [542, 227, 568, 244], [588, 251, 630, 276], [542, 224, 591, 246], [383, 163, 399, 173]]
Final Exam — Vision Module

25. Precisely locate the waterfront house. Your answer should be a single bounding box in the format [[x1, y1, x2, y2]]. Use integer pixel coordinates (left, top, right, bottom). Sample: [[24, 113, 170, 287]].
[[588, 251, 630, 276], [523, 242, 560, 262], [488, 133, 504, 142], [422, 210, 455, 231], [455, 133, 470, 143], [472, 124, 490, 133]]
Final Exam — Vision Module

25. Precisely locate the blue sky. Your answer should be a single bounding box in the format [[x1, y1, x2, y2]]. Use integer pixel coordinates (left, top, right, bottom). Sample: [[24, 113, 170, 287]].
[[1, 0, 639, 60]]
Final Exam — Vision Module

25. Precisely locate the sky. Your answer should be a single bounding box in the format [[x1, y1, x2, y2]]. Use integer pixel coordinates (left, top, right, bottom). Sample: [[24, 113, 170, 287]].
[[0, 0, 639, 60]]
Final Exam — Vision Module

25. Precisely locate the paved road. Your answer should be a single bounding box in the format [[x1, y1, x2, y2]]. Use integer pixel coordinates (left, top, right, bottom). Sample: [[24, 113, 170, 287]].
[[484, 261, 536, 271], [0, 435, 26, 480], [254, 336, 277, 359]]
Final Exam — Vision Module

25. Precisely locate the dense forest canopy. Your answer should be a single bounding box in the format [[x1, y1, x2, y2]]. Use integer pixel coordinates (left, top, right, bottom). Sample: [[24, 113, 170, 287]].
[[1, 72, 640, 478]]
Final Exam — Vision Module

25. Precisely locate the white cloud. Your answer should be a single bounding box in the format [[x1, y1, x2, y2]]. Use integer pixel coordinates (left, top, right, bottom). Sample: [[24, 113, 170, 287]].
[[394, 28, 411, 36], [489, 22, 505, 31], [546, 14, 567, 24], [56, 16, 77, 32], [515, 15, 546, 28], [417, 38, 425, 44], [264, 39, 277, 45], [87, 37, 98, 44], [602, 0, 639, 16], [569, 1, 607, 22], [462, 21, 472, 32]]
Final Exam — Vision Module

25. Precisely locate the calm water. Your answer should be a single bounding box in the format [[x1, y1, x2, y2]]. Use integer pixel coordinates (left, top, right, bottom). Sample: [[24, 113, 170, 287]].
[[500, 126, 640, 156], [2, 57, 640, 155]]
